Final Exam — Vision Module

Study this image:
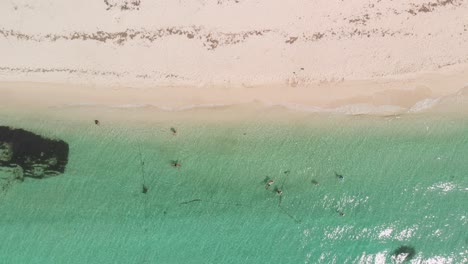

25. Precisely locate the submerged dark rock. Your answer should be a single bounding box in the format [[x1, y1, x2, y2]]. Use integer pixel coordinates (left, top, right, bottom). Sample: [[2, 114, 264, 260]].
[[0, 126, 69, 179], [391, 245, 416, 262]]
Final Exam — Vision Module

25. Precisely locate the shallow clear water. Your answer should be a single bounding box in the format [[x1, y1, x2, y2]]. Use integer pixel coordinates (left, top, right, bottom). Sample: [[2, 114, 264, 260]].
[[0, 109, 467, 263]]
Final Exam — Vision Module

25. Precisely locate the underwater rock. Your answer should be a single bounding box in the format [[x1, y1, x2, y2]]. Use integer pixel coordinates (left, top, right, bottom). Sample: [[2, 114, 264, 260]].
[[391, 245, 416, 262], [0, 126, 69, 179]]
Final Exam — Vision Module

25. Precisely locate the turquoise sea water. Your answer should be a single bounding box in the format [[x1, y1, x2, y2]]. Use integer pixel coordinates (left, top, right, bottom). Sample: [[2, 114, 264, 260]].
[[0, 108, 467, 263]]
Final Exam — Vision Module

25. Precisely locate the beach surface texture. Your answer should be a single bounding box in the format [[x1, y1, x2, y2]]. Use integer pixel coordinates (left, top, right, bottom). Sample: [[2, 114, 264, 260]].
[[1, 0, 468, 263]]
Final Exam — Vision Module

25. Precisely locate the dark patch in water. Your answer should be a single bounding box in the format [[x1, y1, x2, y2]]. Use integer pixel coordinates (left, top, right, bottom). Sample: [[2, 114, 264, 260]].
[[0, 126, 69, 179], [180, 199, 202, 205], [336, 209, 345, 216], [279, 206, 301, 224], [391, 245, 416, 262], [273, 186, 283, 196], [137, 144, 147, 194], [170, 160, 181, 168], [211, 201, 244, 207], [262, 176, 275, 189], [335, 172, 344, 181]]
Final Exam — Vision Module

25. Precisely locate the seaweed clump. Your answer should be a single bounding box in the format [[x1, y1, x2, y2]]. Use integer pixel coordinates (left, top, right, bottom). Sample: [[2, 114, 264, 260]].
[[170, 160, 181, 168]]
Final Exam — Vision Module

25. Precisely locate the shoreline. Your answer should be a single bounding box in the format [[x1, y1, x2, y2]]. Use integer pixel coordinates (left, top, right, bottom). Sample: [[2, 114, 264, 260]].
[[1, 64, 468, 117]]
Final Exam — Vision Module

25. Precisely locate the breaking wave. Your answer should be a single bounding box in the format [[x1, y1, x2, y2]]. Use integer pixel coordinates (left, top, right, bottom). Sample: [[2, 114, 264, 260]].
[[61, 87, 468, 115]]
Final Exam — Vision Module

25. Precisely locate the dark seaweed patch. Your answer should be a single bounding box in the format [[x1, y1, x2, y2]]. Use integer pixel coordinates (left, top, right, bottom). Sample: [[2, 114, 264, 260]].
[[335, 172, 344, 181], [170, 160, 181, 168], [137, 144, 147, 194], [142, 184, 148, 194], [0, 126, 69, 179], [261, 176, 270, 184], [261, 176, 275, 189], [392, 245, 416, 262]]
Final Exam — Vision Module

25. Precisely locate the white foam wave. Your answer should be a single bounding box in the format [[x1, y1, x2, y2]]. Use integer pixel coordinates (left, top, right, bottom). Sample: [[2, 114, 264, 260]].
[[427, 181, 467, 194], [62, 102, 233, 111], [408, 98, 441, 113], [324, 225, 355, 240], [353, 251, 461, 264], [58, 87, 468, 115], [267, 102, 405, 115], [63, 101, 406, 115], [315, 250, 462, 264], [378, 228, 394, 239], [419, 255, 455, 264], [355, 251, 388, 264], [428, 182, 457, 192], [319, 194, 369, 211], [394, 226, 418, 241]]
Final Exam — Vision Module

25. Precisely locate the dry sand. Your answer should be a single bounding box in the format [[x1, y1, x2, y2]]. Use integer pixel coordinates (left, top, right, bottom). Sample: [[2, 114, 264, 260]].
[[1, 0, 468, 115]]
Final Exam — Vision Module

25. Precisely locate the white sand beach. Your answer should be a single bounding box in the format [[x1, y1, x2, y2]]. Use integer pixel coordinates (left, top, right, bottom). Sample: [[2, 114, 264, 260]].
[[1, 0, 468, 114]]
